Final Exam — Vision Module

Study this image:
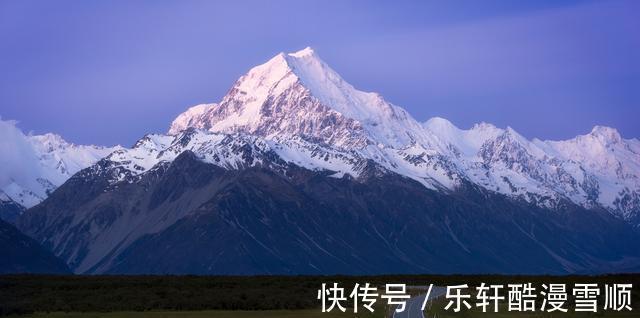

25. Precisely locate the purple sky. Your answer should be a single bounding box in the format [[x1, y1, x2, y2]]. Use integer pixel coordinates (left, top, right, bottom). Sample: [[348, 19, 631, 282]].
[[1, 0, 638, 146]]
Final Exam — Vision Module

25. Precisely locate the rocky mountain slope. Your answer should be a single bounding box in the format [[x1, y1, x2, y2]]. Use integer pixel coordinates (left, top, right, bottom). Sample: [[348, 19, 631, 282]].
[[0, 218, 70, 274], [17, 139, 640, 274]]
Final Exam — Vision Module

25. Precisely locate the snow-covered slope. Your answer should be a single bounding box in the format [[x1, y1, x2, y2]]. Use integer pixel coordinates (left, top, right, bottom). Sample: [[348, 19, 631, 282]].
[[537, 127, 640, 219], [423, 118, 640, 219], [168, 103, 216, 135], [165, 47, 640, 225], [168, 47, 430, 149], [0, 119, 120, 210]]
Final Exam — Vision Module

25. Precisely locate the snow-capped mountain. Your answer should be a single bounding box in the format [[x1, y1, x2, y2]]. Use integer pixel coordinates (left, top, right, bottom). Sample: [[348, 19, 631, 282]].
[[0, 119, 120, 216], [19, 128, 640, 275], [166, 47, 640, 225], [169, 47, 426, 149], [16, 47, 640, 275]]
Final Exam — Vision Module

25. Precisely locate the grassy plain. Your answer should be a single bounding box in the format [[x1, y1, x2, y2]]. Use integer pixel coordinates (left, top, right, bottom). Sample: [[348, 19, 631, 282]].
[[24, 310, 384, 318], [2, 274, 638, 317]]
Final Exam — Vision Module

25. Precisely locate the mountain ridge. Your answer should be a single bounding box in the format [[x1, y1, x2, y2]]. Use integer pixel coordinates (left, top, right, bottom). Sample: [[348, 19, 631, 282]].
[[0, 218, 70, 274], [0, 119, 120, 222], [167, 47, 640, 226], [18, 147, 640, 274], [8, 47, 640, 275]]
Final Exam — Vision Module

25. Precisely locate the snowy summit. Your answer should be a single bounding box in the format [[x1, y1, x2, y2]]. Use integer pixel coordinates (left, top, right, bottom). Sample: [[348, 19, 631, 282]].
[[164, 47, 640, 225], [3, 48, 639, 228]]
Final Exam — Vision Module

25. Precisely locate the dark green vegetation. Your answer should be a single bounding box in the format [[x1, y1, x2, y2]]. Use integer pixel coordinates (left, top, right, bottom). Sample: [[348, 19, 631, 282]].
[[426, 298, 639, 318], [22, 310, 383, 318], [23, 311, 383, 318], [1, 274, 638, 316]]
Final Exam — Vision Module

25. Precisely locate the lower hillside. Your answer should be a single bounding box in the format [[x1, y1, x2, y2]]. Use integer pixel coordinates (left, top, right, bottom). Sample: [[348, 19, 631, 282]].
[[0, 219, 69, 275]]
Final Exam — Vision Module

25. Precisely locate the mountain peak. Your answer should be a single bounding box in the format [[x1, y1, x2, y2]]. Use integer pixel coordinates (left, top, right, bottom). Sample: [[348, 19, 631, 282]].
[[247, 47, 322, 83], [590, 125, 621, 143], [424, 117, 457, 133], [30, 133, 69, 148], [287, 46, 316, 58], [169, 47, 421, 148]]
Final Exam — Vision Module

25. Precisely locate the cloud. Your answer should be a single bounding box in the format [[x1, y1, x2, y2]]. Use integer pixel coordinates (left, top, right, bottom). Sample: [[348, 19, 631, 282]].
[[0, 118, 42, 189]]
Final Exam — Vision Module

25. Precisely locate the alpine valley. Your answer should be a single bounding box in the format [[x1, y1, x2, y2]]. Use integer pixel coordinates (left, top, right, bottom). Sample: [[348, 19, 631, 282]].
[[6, 48, 640, 275]]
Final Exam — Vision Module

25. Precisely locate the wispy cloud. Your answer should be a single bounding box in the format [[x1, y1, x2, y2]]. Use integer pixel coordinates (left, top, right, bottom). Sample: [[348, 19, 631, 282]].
[[0, 119, 42, 189]]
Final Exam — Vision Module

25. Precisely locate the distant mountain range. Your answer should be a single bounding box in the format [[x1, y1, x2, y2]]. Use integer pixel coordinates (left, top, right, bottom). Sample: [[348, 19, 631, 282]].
[[0, 120, 118, 222], [3, 48, 640, 274]]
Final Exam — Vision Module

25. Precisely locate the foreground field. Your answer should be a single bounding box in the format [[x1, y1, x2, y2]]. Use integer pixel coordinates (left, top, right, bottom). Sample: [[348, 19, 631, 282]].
[[20, 308, 639, 318], [426, 297, 638, 318], [24, 310, 383, 318], [2, 274, 638, 317]]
